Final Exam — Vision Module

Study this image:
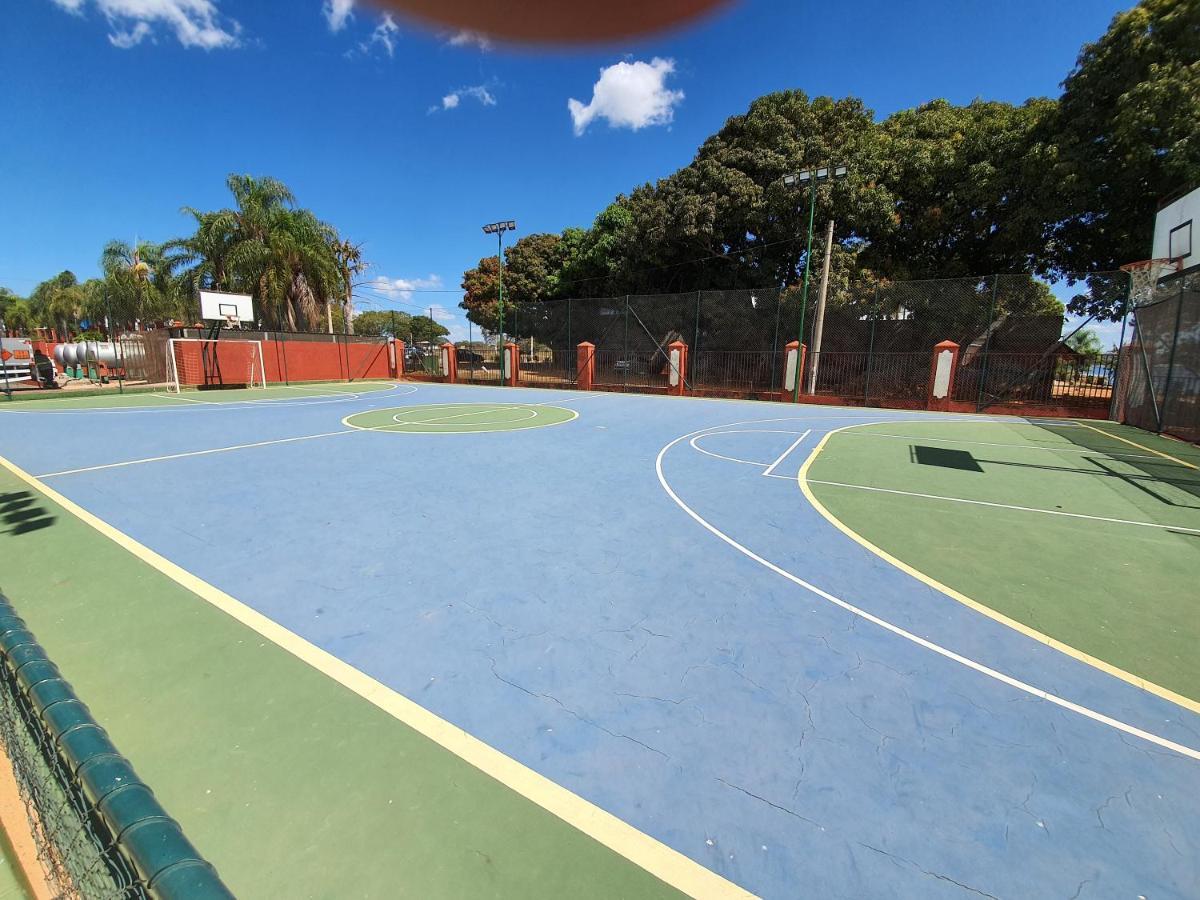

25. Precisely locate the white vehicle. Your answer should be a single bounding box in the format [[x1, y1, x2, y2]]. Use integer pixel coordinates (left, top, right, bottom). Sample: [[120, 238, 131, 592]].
[[0, 337, 34, 383]]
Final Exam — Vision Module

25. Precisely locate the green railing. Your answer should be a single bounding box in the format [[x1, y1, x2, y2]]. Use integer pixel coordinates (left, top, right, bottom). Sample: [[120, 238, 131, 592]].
[[0, 592, 234, 899]]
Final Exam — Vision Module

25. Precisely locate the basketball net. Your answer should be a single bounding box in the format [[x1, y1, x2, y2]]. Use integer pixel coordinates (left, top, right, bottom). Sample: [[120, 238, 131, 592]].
[[1120, 257, 1181, 308]]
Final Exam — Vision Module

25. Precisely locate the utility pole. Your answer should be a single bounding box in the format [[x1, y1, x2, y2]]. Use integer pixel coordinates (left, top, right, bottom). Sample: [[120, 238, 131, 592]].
[[806, 218, 835, 393]]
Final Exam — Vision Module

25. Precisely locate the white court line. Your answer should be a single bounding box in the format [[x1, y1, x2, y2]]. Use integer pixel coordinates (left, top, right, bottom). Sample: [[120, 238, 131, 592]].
[[806, 479, 1200, 534], [0, 384, 416, 415], [761, 431, 812, 477], [656, 420, 1200, 761], [396, 405, 535, 426], [688, 430, 810, 469], [37, 430, 357, 478], [844, 430, 1162, 461]]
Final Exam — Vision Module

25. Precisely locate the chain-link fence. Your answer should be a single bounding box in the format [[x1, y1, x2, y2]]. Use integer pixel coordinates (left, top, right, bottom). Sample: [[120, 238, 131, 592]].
[[1117, 270, 1199, 442], [464, 273, 1127, 414]]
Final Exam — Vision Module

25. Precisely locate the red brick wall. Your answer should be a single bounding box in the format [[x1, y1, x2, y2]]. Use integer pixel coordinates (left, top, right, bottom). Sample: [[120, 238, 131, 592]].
[[171, 337, 392, 386]]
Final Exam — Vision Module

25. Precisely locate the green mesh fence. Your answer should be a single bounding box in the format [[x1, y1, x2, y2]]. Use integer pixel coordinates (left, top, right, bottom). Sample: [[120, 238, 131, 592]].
[[1120, 271, 1200, 442], [481, 274, 1124, 412], [0, 592, 232, 899]]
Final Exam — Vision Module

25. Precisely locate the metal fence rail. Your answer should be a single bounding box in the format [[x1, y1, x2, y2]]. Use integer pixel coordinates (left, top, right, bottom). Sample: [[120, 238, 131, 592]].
[[0, 592, 232, 899], [478, 274, 1126, 413]]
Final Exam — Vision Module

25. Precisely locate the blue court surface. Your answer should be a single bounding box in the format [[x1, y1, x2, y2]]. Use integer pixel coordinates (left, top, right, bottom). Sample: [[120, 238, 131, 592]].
[[2, 381, 1197, 899]]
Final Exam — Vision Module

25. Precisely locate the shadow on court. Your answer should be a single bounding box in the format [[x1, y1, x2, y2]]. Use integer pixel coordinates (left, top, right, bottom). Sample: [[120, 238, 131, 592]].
[[1025, 420, 1200, 506], [0, 491, 55, 536]]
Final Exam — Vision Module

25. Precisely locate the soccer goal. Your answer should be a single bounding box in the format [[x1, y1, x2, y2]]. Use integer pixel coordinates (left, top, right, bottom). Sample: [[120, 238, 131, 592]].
[[165, 337, 267, 394]]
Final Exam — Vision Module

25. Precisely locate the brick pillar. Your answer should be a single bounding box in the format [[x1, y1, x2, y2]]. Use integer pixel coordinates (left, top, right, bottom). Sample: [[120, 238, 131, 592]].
[[667, 340, 688, 396], [927, 340, 960, 412], [577, 342, 595, 391], [391, 339, 404, 379], [781, 340, 807, 402], [440, 342, 458, 383], [503, 341, 519, 386]]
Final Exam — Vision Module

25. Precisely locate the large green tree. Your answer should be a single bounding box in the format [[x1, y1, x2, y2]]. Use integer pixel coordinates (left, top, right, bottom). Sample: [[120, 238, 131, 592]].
[[1049, 0, 1200, 279]]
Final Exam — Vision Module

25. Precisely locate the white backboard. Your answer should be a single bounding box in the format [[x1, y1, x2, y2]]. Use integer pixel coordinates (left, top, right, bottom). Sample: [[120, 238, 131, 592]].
[[1153, 186, 1198, 272], [199, 290, 255, 322]]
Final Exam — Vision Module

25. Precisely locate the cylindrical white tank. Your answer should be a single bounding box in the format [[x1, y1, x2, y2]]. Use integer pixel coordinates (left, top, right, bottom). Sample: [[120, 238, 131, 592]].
[[53, 344, 65, 366], [74, 342, 88, 366], [61, 344, 77, 366], [91, 342, 118, 365]]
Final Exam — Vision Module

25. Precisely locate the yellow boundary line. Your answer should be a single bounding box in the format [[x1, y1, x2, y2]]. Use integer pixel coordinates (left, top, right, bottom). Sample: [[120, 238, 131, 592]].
[[1077, 421, 1198, 470], [797, 423, 1200, 716], [0, 453, 752, 899]]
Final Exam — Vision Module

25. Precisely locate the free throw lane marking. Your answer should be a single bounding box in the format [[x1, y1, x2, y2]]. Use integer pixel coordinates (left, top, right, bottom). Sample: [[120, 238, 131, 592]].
[[805, 479, 1200, 534], [761, 431, 812, 478], [798, 423, 1200, 717], [37, 430, 359, 478], [656, 420, 1200, 755], [0, 451, 754, 900]]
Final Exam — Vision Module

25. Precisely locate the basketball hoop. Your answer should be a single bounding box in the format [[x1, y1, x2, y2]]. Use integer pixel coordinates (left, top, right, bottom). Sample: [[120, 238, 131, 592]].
[[1120, 257, 1182, 307], [224, 314, 240, 330]]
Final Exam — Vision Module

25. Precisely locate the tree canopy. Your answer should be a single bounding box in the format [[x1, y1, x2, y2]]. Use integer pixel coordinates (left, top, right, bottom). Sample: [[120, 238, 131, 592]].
[[459, 0, 1197, 324]]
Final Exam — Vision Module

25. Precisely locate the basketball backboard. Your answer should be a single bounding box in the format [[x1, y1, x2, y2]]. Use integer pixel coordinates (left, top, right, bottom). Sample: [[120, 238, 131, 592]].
[[1153, 186, 1198, 273], [199, 290, 255, 323]]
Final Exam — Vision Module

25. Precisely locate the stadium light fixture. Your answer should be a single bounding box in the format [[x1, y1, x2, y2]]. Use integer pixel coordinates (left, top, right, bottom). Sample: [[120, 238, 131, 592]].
[[781, 164, 849, 400], [481, 220, 517, 378]]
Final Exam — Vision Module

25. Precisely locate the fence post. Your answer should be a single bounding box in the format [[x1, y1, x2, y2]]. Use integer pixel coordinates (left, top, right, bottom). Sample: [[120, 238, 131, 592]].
[[668, 340, 688, 396], [976, 276, 999, 411], [503, 341, 520, 386], [577, 341, 595, 391], [622, 295, 630, 391], [440, 342, 458, 383], [692, 291, 701, 385], [394, 339, 405, 379], [928, 340, 960, 412], [781, 340, 806, 402]]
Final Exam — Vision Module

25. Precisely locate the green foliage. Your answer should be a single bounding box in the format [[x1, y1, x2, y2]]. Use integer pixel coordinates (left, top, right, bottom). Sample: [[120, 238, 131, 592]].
[[457, 0, 1197, 324], [1050, 0, 1200, 276], [351, 310, 448, 343], [1067, 328, 1104, 359], [167, 174, 353, 331]]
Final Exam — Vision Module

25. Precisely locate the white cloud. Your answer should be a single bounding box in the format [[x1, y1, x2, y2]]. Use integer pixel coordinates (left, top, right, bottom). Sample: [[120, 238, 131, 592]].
[[447, 29, 491, 50], [362, 12, 399, 57], [323, 0, 354, 32], [108, 20, 151, 47], [568, 57, 684, 136], [430, 84, 496, 114], [366, 274, 444, 302], [50, 0, 241, 49]]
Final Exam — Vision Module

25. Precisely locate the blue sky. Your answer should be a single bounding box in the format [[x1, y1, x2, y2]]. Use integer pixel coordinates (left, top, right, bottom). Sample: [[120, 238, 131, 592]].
[[1, 0, 1131, 342]]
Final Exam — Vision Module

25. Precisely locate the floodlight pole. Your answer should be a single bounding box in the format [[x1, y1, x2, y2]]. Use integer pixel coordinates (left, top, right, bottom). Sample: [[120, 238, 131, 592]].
[[785, 165, 846, 401], [793, 185, 818, 402], [496, 228, 505, 357], [482, 220, 516, 385]]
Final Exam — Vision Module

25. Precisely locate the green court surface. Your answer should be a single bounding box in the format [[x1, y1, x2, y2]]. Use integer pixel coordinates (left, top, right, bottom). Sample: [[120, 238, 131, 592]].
[[0, 464, 681, 899], [0, 381, 394, 410], [805, 418, 1200, 706], [345, 403, 578, 434]]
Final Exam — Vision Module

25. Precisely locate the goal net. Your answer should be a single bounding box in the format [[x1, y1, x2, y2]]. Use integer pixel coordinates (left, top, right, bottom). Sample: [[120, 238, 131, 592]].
[[165, 338, 267, 393]]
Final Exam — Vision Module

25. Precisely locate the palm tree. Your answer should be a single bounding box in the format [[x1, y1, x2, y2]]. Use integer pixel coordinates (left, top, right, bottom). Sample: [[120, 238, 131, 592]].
[[172, 174, 347, 331], [329, 236, 368, 335]]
